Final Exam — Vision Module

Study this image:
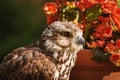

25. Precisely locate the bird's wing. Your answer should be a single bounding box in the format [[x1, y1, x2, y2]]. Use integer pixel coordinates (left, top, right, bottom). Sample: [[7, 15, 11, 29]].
[[0, 47, 57, 80]]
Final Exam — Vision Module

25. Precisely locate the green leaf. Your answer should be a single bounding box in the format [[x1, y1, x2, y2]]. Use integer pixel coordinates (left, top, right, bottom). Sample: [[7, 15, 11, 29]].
[[83, 23, 91, 39], [60, 6, 79, 21], [117, 0, 120, 7], [92, 48, 111, 62], [86, 4, 102, 22]]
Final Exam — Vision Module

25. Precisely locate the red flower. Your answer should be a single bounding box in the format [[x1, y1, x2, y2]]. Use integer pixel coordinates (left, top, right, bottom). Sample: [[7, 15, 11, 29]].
[[86, 41, 97, 48], [96, 40, 104, 47], [115, 39, 120, 49], [103, 26, 112, 38], [112, 8, 120, 30], [93, 17, 112, 39], [110, 53, 120, 63], [104, 41, 115, 52], [43, 2, 58, 15], [46, 15, 58, 25], [55, 0, 67, 5], [93, 0, 105, 3], [43, 2, 59, 25], [102, 1, 117, 13], [93, 26, 112, 39], [93, 32, 102, 39], [76, 0, 94, 11], [96, 17, 109, 31]]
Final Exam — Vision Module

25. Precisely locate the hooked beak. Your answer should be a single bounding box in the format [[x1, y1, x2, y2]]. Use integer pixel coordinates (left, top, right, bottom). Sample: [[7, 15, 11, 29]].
[[76, 36, 85, 47]]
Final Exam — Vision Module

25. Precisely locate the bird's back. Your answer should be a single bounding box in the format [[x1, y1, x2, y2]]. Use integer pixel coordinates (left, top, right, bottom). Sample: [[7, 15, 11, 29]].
[[0, 44, 57, 80]]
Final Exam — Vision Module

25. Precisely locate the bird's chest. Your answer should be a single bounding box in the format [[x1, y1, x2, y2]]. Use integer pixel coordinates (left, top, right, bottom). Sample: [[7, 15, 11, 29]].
[[57, 53, 77, 79]]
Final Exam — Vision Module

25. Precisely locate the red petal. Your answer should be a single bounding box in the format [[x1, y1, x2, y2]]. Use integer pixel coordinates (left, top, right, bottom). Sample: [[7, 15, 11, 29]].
[[110, 53, 120, 62]]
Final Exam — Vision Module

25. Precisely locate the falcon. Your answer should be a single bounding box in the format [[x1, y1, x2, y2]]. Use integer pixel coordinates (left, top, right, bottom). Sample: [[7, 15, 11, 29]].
[[0, 21, 85, 80]]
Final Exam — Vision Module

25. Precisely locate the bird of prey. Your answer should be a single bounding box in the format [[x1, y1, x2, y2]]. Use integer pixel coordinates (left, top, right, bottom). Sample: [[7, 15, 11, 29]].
[[0, 21, 85, 80]]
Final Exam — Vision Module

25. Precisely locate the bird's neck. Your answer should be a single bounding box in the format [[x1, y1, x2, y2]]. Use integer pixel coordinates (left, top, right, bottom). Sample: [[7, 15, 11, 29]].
[[30, 39, 77, 63]]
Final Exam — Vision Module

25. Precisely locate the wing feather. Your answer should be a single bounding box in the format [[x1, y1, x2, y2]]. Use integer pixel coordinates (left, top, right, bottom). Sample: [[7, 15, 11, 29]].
[[0, 47, 57, 80]]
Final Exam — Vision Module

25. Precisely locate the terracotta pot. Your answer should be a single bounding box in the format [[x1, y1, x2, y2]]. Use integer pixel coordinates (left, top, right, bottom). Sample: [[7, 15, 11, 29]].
[[70, 49, 120, 80]]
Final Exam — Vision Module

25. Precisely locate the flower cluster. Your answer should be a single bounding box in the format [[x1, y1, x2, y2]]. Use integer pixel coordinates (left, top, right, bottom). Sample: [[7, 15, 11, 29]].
[[81, 0, 120, 66], [43, 0, 120, 66]]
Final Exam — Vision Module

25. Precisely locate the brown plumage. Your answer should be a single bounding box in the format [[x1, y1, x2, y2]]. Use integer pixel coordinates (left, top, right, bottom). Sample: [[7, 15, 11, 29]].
[[0, 21, 85, 80]]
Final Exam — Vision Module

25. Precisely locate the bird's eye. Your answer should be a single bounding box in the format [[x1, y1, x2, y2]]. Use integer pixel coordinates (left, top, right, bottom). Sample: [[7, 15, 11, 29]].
[[60, 31, 73, 37]]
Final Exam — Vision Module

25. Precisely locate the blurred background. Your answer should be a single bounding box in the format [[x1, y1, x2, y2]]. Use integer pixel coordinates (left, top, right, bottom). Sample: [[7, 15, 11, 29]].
[[0, 0, 52, 62]]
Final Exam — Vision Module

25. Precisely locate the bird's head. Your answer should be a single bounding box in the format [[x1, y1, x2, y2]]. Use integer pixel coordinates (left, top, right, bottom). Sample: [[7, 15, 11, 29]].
[[41, 21, 85, 53]]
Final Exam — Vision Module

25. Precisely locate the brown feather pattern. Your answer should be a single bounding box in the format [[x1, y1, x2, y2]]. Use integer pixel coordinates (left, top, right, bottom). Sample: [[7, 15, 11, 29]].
[[0, 21, 84, 80]]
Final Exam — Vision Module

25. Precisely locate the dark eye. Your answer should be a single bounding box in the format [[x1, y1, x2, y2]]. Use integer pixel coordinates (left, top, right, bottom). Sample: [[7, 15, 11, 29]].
[[60, 31, 73, 37]]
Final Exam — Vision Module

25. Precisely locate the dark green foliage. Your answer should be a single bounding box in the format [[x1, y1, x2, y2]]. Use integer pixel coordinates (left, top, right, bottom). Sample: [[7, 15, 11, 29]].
[[86, 4, 102, 22], [60, 6, 79, 21], [92, 48, 111, 62], [0, 0, 51, 62]]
